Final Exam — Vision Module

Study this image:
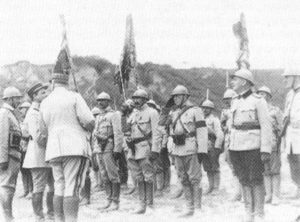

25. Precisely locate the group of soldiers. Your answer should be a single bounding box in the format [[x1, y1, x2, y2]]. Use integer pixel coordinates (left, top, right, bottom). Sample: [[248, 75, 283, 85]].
[[1, 62, 300, 222]]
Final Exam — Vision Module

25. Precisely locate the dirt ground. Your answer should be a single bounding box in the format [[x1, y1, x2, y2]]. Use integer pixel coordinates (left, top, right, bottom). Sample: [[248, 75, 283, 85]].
[[2, 153, 300, 222]]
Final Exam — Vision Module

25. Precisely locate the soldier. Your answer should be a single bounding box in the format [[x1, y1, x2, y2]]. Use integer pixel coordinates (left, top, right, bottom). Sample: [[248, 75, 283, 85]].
[[90, 107, 103, 192], [120, 99, 137, 195], [125, 89, 160, 214], [0, 86, 23, 221], [229, 69, 272, 222], [23, 82, 54, 221], [93, 92, 123, 211], [159, 85, 208, 217], [220, 89, 242, 201], [281, 68, 300, 203], [257, 86, 283, 205], [38, 61, 95, 222], [147, 99, 171, 197], [18, 101, 33, 199], [200, 99, 224, 195]]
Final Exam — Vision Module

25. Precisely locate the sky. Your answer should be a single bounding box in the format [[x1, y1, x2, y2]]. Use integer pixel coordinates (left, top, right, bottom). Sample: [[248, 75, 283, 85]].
[[0, 0, 300, 69]]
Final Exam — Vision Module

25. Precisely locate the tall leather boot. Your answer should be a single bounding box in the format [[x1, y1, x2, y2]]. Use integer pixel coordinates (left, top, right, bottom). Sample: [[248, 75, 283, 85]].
[[204, 173, 214, 195], [155, 173, 164, 197], [98, 181, 112, 209], [1, 191, 14, 222], [133, 181, 146, 214], [164, 168, 171, 193], [264, 175, 272, 203], [212, 172, 220, 195], [192, 184, 202, 210], [231, 175, 242, 201], [272, 175, 281, 205], [80, 174, 91, 206], [242, 186, 254, 222], [32, 192, 44, 221], [146, 181, 154, 208], [253, 184, 265, 221], [109, 183, 120, 211], [46, 192, 54, 220], [53, 195, 64, 222], [63, 196, 79, 222], [179, 185, 194, 217]]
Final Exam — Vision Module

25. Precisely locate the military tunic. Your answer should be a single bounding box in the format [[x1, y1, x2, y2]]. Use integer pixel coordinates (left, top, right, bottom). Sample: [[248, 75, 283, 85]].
[[93, 106, 123, 184], [264, 104, 282, 175], [168, 100, 208, 186], [39, 86, 95, 197], [23, 102, 54, 193], [202, 113, 224, 173], [126, 104, 160, 183], [229, 90, 272, 186], [0, 103, 22, 191]]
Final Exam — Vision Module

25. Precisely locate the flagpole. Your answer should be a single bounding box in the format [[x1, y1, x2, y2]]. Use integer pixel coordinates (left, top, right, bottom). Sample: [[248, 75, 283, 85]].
[[59, 14, 78, 92]]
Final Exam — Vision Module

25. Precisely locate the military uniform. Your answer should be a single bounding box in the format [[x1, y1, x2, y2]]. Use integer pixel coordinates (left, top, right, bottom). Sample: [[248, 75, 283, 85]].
[[126, 102, 160, 213], [285, 89, 300, 191], [0, 102, 22, 221], [23, 101, 54, 219], [229, 89, 272, 220], [94, 106, 123, 209], [168, 100, 208, 215], [201, 113, 224, 193], [39, 86, 95, 221]]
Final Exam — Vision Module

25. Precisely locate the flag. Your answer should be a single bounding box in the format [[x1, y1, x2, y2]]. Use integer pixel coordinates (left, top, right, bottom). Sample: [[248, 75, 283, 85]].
[[232, 13, 250, 69], [114, 14, 137, 94]]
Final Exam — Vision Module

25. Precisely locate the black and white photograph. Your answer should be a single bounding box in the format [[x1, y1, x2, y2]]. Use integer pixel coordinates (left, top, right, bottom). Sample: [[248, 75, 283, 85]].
[[0, 0, 299, 221]]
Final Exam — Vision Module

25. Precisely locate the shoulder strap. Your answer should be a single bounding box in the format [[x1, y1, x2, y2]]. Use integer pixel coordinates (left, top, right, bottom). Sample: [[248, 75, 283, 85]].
[[172, 106, 194, 131]]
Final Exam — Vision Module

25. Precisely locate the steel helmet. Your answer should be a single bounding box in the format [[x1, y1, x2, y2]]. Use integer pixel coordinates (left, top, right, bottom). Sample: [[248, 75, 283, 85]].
[[201, 99, 215, 109], [2, 87, 22, 99], [232, 68, 254, 85], [171, 85, 190, 96], [147, 99, 156, 106], [132, 89, 149, 100], [223, 89, 237, 99], [96, 92, 111, 101], [257, 86, 271, 96], [124, 99, 134, 107], [91, 107, 101, 115], [282, 68, 300, 77], [19, 101, 31, 109]]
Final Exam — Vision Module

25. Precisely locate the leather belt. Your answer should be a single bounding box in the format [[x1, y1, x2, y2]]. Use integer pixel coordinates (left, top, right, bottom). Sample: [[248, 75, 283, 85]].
[[232, 125, 261, 130]]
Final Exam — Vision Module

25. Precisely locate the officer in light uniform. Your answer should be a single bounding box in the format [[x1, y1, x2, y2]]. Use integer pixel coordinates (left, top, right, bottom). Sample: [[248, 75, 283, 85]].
[[159, 85, 208, 217], [229, 69, 272, 222], [38, 57, 95, 221], [281, 68, 300, 202], [257, 86, 283, 205], [0, 86, 23, 222], [93, 92, 123, 211], [220, 89, 242, 201], [125, 89, 160, 214], [283, 68, 300, 222], [200, 99, 224, 195], [23, 82, 54, 221], [18, 101, 33, 199]]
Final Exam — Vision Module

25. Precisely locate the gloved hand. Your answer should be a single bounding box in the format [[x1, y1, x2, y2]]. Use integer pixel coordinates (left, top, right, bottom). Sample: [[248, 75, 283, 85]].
[[113, 152, 122, 161], [0, 162, 8, 171], [149, 151, 160, 161], [261, 152, 271, 163]]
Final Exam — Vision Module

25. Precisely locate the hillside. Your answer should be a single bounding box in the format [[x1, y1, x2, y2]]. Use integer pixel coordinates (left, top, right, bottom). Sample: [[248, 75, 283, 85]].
[[0, 57, 287, 112]]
